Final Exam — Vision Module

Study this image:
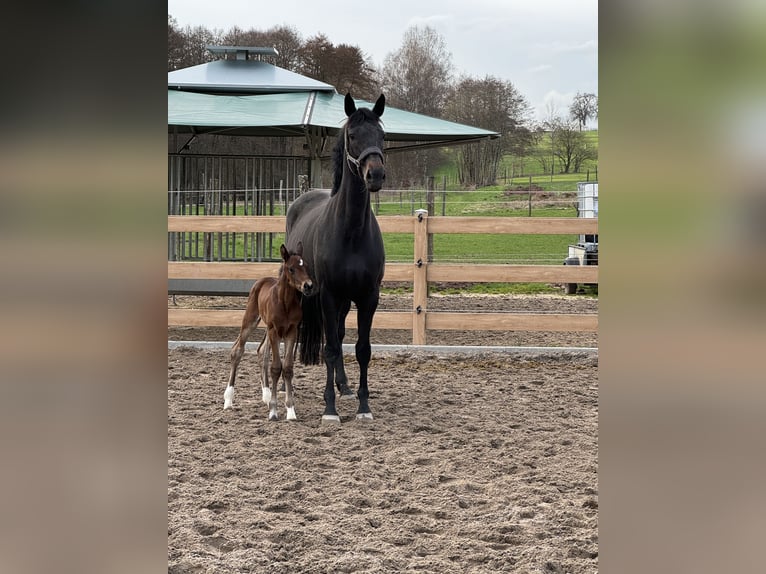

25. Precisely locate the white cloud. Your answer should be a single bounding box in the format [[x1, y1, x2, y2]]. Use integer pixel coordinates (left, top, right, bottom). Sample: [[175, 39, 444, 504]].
[[529, 64, 553, 74], [534, 39, 598, 54], [406, 14, 454, 28]]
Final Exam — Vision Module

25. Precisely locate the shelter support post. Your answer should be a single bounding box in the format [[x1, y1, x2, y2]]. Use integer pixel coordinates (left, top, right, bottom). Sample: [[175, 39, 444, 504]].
[[304, 128, 326, 189], [309, 157, 322, 189]]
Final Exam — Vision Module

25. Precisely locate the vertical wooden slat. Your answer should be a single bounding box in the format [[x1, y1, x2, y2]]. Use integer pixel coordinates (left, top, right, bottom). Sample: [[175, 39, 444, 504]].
[[413, 209, 428, 345]]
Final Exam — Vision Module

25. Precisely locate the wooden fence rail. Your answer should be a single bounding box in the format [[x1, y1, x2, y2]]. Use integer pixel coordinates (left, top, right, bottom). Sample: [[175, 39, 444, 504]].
[[168, 212, 598, 344]]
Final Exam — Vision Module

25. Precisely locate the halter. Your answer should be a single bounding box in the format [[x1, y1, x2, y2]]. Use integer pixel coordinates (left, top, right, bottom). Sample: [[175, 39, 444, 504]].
[[344, 126, 384, 180]]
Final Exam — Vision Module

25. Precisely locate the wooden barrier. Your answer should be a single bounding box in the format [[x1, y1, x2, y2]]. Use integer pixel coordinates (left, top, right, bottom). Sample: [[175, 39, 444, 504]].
[[168, 213, 598, 344]]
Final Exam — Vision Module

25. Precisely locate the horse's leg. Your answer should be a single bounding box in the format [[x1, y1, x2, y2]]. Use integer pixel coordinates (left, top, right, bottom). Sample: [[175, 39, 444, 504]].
[[335, 299, 355, 399], [354, 293, 379, 420], [257, 333, 272, 406], [320, 290, 343, 423], [224, 316, 259, 409], [267, 330, 282, 421], [283, 328, 298, 421]]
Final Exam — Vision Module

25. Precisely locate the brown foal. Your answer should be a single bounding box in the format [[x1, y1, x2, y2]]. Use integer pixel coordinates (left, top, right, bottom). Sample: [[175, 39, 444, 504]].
[[223, 242, 313, 420]]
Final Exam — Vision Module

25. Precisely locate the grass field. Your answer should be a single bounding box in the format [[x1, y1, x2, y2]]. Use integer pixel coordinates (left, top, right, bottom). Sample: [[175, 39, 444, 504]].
[[433, 130, 598, 192]]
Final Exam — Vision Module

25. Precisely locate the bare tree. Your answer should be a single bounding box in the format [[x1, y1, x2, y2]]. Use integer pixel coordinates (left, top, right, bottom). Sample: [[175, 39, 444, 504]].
[[379, 25, 454, 186], [168, 23, 221, 70], [298, 33, 334, 79], [551, 119, 597, 173], [168, 15, 186, 71], [533, 126, 553, 175], [297, 36, 378, 100], [380, 25, 453, 116], [330, 44, 378, 102], [444, 75, 533, 186], [220, 25, 303, 69], [267, 25, 304, 70], [569, 92, 598, 131]]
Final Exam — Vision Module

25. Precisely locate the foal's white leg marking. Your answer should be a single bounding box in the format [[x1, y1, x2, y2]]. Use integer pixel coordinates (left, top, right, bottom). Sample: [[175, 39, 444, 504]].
[[286, 406, 297, 421], [223, 386, 235, 409], [356, 412, 374, 421], [321, 414, 341, 425], [262, 386, 272, 406]]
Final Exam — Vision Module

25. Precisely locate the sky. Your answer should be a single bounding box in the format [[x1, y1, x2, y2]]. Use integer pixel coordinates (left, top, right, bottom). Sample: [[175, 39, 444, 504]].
[[168, 0, 598, 126]]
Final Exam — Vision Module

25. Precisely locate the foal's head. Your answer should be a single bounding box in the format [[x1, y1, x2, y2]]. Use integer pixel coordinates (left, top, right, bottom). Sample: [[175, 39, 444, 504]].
[[280, 242, 313, 296], [343, 93, 386, 193]]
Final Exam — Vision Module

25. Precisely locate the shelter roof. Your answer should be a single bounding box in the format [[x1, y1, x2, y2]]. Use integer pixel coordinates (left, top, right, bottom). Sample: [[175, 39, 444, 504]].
[[167, 47, 499, 148], [167, 59, 336, 94], [168, 90, 499, 146]]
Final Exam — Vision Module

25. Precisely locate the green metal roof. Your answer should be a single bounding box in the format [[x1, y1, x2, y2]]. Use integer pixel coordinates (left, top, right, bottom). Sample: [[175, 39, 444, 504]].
[[168, 90, 499, 145]]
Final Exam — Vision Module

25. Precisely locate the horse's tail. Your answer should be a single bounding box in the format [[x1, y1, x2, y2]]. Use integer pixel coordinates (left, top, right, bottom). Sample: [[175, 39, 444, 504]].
[[298, 293, 323, 365]]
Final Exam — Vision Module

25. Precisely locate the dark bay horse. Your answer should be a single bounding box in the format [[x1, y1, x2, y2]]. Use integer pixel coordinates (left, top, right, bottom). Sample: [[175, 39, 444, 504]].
[[224, 243, 313, 420], [285, 93, 386, 423]]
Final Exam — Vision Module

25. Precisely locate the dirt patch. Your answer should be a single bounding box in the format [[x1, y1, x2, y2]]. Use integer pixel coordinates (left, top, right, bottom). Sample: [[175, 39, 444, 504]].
[[168, 347, 598, 573]]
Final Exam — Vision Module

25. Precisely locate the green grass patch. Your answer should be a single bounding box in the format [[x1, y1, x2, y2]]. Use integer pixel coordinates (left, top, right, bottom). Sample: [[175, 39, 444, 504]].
[[373, 190, 577, 217], [433, 129, 598, 192]]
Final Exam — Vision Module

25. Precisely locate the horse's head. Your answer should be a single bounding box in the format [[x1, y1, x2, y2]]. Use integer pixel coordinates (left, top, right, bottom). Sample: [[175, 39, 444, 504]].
[[280, 242, 314, 296], [344, 93, 386, 193]]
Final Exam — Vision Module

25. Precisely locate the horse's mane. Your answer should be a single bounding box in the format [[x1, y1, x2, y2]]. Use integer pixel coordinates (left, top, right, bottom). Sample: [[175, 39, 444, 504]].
[[330, 108, 381, 196], [330, 132, 344, 196]]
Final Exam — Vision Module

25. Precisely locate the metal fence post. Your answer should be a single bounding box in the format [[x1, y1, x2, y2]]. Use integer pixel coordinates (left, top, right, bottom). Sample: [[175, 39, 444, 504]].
[[413, 209, 428, 345]]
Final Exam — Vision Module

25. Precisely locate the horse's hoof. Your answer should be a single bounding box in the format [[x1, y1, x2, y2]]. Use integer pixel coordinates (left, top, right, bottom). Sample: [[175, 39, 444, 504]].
[[338, 386, 356, 400], [356, 412, 374, 422], [223, 387, 235, 409], [286, 407, 297, 421], [268, 412, 279, 421], [321, 414, 341, 425]]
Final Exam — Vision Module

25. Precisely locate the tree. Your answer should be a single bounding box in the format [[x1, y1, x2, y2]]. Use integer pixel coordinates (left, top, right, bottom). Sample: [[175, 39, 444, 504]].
[[551, 118, 597, 173], [444, 75, 533, 186], [379, 25, 453, 117], [569, 92, 598, 131], [297, 35, 378, 100], [167, 22, 222, 70], [221, 25, 303, 69], [329, 44, 378, 101], [168, 16, 186, 71], [298, 33, 334, 79], [379, 25, 454, 186], [267, 25, 304, 70]]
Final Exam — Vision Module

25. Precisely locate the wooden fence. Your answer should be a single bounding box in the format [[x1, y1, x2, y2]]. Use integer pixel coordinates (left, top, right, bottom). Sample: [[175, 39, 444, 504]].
[[168, 212, 598, 344]]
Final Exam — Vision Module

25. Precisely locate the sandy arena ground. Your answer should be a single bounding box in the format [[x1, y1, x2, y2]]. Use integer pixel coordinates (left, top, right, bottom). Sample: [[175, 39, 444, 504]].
[[169, 292, 598, 572]]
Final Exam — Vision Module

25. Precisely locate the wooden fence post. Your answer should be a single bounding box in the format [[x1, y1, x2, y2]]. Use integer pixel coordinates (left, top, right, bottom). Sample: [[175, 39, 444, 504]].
[[413, 209, 428, 345]]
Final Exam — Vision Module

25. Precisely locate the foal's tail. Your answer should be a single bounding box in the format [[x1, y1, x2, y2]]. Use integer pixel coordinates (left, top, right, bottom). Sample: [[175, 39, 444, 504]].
[[298, 293, 323, 365]]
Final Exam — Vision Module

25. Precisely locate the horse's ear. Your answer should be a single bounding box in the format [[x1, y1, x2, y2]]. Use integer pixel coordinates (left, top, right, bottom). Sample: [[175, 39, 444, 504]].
[[280, 244, 289, 261], [344, 93, 356, 117], [295, 241, 303, 256], [372, 94, 385, 118]]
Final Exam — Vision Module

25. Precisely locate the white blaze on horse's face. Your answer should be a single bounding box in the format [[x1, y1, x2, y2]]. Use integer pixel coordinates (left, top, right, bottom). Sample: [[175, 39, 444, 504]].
[[286, 254, 313, 296]]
